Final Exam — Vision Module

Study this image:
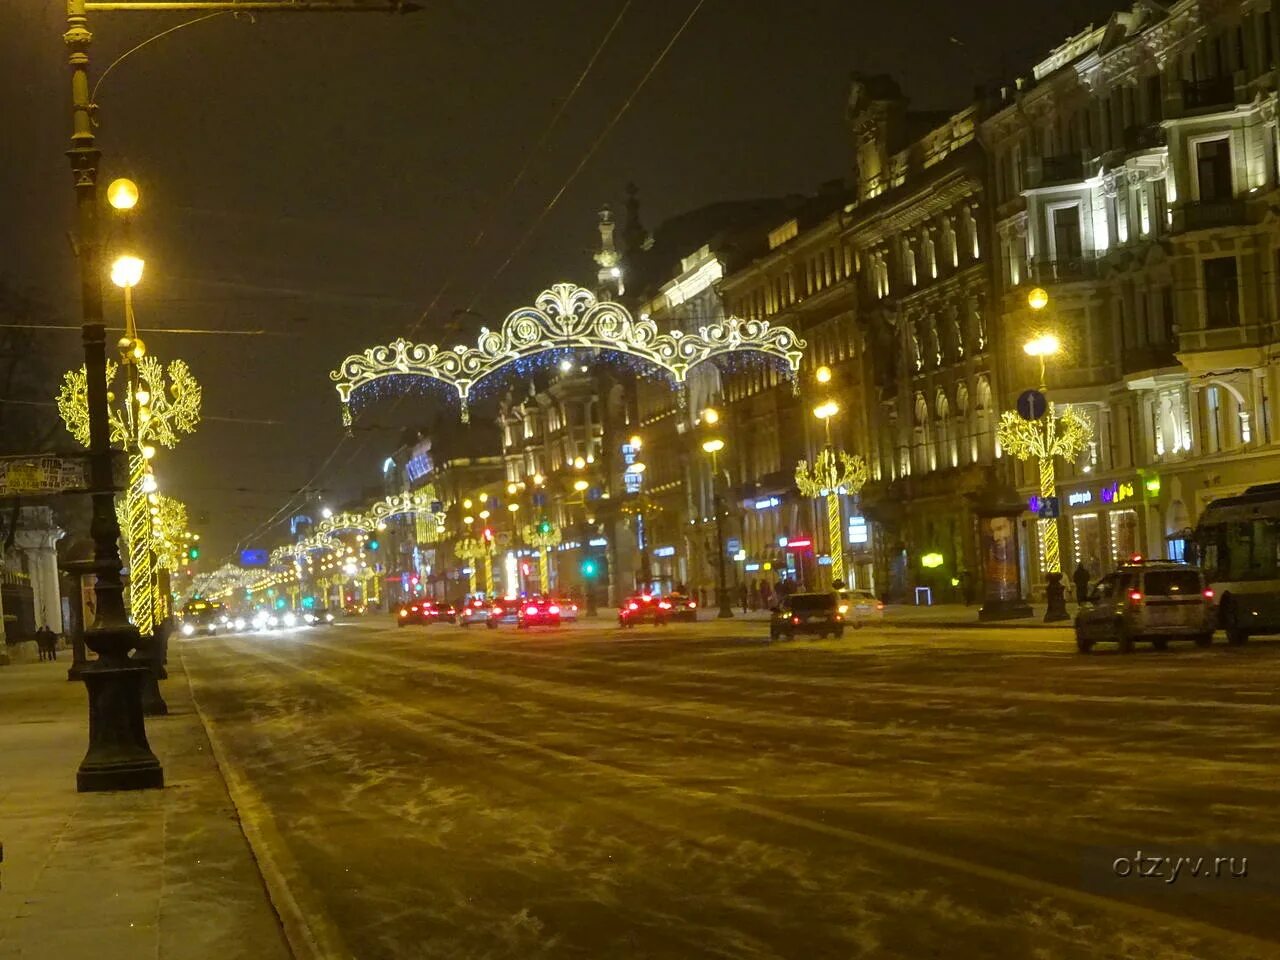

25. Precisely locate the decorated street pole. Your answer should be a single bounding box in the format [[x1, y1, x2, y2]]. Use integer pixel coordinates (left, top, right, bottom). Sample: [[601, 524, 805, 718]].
[[455, 537, 490, 597], [795, 447, 868, 589], [524, 520, 562, 594]]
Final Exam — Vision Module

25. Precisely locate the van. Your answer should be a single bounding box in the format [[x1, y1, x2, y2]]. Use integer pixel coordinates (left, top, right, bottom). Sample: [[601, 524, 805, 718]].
[[1074, 561, 1213, 653]]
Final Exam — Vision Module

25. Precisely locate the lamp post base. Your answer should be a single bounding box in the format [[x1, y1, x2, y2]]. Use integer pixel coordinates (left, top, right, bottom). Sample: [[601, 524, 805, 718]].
[[1043, 572, 1071, 623], [77, 660, 164, 793], [716, 603, 735, 619]]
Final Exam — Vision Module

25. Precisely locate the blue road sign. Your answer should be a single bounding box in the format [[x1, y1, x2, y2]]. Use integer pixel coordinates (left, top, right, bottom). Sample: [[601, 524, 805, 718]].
[[1036, 497, 1060, 519], [1017, 389, 1048, 421]]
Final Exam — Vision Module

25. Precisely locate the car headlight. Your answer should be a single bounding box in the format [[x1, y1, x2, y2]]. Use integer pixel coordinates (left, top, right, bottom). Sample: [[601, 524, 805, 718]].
[[234, 618, 246, 631], [181, 623, 195, 637], [325, 613, 334, 622], [283, 613, 297, 627]]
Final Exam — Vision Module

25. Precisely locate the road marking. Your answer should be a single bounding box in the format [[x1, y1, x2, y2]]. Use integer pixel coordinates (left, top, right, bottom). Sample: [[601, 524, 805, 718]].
[[201, 638, 1280, 957]]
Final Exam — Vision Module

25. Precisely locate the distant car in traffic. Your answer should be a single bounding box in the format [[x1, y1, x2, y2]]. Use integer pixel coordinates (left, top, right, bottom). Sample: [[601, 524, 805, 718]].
[[619, 593, 671, 628], [770, 592, 844, 640], [398, 600, 456, 626], [517, 597, 562, 629], [488, 598, 524, 629], [664, 593, 698, 622], [457, 597, 493, 626], [550, 597, 580, 622], [835, 589, 884, 626], [1074, 561, 1213, 653]]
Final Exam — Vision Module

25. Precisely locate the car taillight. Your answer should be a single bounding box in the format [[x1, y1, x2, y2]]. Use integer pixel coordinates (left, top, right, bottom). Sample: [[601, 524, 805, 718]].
[[628, 602, 638, 610], [492, 607, 502, 615], [689, 601, 697, 608], [834, 614, 842, 621], [791, 616, 800, 624], [1202, 588, 1215, 599], [525, 605, 538, 615], [571, 604, 578, 611], [1128, 590, 1143, 603], [548, 605, 560, 614], [659, 601, 671, 609], [876, 602, 885, 611], [838, 604, 849, 614]]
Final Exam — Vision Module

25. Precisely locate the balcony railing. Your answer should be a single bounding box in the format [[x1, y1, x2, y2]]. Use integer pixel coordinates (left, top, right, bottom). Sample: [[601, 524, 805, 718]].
[[1182, 76, 1236, 111], [1024, 256, 1099, 284], [1172, 198, 1249, 233], [1122, 122, 1166, 152], [1024, 153, 1084, 189]]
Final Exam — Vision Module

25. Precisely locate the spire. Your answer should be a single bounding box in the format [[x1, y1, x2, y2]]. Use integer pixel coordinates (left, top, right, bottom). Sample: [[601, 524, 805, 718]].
[[621, 182, 649, 257], [593, 204, 623, 297]]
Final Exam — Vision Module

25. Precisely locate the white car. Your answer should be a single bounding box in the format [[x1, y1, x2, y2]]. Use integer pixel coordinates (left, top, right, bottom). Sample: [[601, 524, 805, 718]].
[[457, 597, 494, 626], [550, 597, 580, 622], [836, 589, 884, 626]]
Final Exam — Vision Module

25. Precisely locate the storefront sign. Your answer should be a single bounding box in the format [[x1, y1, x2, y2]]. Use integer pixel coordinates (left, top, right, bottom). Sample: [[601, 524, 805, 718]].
[[652, 546, 675, 558], [754, 497, 781, 510], [785, 538, 812, 550], [847, 515, 868, 545], [817, 555, 833, 566], [744, 563, 761, 572], [921, 552, 944, 569], [1067, 490, 1092, 507], [588, 537, 609, 547], [1100, 480, 1136, 504]]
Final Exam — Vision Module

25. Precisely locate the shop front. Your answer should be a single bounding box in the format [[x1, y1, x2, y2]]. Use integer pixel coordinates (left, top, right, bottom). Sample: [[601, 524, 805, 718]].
[[1059, 474, 1158, 579]]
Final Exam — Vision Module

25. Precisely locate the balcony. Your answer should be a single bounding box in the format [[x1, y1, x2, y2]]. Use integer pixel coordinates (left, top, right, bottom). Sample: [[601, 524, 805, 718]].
[[1181, 76, 1236, 112], [1023, 256, 1099, 285], [1023, 153, 1084, 189], [1172, 198, 1250, 233], [1122, 123, 1166, 153]]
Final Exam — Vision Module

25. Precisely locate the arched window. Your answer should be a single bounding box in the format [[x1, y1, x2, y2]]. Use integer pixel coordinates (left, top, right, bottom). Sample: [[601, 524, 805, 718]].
[[955, 382, 971, 465], [975, 376, 995, 463], [914, 393, 934, 473], [935, 389, 955, 468]]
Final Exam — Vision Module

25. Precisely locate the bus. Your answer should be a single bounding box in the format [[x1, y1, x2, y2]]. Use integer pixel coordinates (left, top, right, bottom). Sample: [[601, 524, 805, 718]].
[[1194, 482, 1280, 644]]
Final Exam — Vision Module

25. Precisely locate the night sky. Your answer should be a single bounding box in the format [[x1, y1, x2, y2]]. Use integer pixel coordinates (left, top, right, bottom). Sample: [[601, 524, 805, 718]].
[[2, 0, 1122, 562]]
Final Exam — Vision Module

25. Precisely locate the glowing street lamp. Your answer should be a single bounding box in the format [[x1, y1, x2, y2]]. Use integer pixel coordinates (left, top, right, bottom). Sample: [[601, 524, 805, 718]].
[[812, 399, 840, 445], [107, 177, 139, 212], [815, 365, 832, 384], [110, 255, 144, 289]]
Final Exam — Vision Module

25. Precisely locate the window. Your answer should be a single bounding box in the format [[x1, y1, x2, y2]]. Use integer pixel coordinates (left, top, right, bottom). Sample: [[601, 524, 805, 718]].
[[1202, 256, 1240, 328], [1205, 386, 1223, 453], [1195, 138, 1232, 202], [1051, 205, 1083, 262]]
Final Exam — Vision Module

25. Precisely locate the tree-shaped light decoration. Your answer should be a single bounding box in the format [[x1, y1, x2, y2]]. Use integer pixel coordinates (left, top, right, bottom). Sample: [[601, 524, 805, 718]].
[[454, 536, 493, 596], [795, 449, 869, 587], [996, 405, 1092, 574], [523, 521, 562, 593], [58, 353, 201, 634]]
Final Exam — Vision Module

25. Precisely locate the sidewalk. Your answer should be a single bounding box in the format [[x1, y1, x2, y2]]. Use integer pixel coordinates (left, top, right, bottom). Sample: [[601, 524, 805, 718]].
[[0, 657, 290, 960], [590, 604, 1072, 630]]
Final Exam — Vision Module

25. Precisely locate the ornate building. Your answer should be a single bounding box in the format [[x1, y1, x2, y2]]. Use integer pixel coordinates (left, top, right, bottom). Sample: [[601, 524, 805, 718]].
[[983, 0, 1280, 591]]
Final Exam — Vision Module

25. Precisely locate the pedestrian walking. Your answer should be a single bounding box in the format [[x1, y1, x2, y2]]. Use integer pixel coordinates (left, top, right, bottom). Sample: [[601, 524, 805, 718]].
[[35, 625, 57, 662], [1072, 562, 1091, 605]]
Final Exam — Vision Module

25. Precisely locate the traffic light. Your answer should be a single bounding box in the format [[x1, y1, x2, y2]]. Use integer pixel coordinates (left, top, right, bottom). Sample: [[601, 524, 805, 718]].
[[581, 558, 598, 578], [537, 519, 553, 536], [482, 527, 494, 544], [367, 539, 380, 551], [188, 546, 200, 560]]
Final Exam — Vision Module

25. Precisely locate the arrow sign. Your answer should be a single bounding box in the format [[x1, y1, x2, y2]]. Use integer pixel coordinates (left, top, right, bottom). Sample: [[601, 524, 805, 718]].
[[1016, 389, 1048, 421]]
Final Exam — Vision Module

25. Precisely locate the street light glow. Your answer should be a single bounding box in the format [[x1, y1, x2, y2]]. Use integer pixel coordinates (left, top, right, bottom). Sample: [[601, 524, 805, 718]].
[[573, 479, 589, 492], [702, 438, 724, 454], [702, 408, 720, 425], [629, 435, 642, 449], [106, 178, 139, 211], [573, 457, 586, 470], [1027, 287, 1050, 311], [507, 503, 520, 512], [813, 400, 840, 420], [110, 255, 144, 288], [1023, 334, 1061, 358], [815, 365, 832, 384]]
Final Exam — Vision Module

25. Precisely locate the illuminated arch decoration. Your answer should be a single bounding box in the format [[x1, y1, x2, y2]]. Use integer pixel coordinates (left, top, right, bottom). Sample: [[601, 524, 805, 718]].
[[284, 489, 446, 560], [331, 282, 807, 424]]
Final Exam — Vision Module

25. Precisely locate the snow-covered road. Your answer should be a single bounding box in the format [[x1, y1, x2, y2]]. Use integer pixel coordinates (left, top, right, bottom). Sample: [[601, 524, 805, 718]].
[[180, 618, 1280, 960]]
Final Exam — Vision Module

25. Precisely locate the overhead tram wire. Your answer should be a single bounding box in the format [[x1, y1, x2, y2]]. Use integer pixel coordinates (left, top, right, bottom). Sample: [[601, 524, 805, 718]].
[[225, 0, 700, 560], [226, 3, 636, 555], [465, 0, 708, 312], [407, 0, 634, 338]]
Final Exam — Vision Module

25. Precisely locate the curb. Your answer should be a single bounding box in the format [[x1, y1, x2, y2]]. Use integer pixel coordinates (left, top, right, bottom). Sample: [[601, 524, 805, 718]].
[[879, 619, 1073, 631], [181, 650, 350, 960]]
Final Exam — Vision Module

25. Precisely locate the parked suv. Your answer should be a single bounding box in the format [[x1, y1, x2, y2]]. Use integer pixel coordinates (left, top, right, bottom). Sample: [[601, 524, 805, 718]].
[[770, 592, 843, 640], [1074, 561, 1213, 653]]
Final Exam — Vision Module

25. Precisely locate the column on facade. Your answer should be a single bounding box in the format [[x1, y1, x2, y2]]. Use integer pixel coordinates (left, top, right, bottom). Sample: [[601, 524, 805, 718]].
[[15, 528, 64, 634]]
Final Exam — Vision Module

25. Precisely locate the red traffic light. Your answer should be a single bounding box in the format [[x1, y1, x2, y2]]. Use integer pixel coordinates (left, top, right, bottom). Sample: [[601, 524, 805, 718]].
[[482, 527, 494, 542]]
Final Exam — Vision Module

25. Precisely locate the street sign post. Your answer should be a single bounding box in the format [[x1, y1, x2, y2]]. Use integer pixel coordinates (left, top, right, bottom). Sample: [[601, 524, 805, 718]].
[[1016, 389, 1048, 421]]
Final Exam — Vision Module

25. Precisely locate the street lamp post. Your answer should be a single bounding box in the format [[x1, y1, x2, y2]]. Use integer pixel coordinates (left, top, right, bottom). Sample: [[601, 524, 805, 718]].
[[62, 0, 417, 795], [701, 434, 734, 619], [997, 289, 1092, 623]]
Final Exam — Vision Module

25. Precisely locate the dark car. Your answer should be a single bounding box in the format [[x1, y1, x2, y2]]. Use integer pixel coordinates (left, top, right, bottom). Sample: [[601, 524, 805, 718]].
[[397, 601, 431, 627], [665, 593, 698, 622], [619, 593, 671, 628], [770, 592, 843, 640], [517, 597, 562, 629]]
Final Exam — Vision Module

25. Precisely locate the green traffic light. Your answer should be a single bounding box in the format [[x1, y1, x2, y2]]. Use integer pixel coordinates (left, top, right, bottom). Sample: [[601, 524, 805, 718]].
[[368, 539, 380, 551], [189, 547, 200, 560], [581, 559, 598, 578]]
